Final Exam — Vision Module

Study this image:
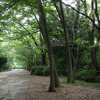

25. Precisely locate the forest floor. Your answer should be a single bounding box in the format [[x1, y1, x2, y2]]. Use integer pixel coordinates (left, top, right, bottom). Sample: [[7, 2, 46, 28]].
[[0, 69, 100, 100]]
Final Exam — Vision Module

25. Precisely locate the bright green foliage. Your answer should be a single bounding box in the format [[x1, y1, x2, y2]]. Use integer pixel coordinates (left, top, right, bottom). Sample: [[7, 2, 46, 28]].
[[98, 0, 100, 3]]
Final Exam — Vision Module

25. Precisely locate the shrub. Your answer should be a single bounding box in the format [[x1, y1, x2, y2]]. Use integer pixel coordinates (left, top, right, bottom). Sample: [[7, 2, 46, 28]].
[[0, 57, 8, 71], [30, 66, 36, 75], [57, 68, 67, 76], [31, 65, 50, 76], [34, 66, 45, 76], [43, 66, 50, 76], [52, 46, 67, 76], [75, 70, 99, 82]]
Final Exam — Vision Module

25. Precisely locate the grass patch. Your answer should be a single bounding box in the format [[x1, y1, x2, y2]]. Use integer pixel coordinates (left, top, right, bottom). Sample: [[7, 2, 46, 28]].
[[75, 80, 100, 88], [59, 76, 100, 88], [59, 76, 67, 79]]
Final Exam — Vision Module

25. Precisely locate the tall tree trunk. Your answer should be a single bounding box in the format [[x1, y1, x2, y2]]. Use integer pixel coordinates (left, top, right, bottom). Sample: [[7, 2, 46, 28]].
[[89, 32, 99, 70], [72, 0, 80, 79], [41, 50, 46, 65], [33, 5, 60, 87], [37, 0, 60, 92], [40, 33, 46, 65], [55, 0, 74, 83], [88, 0, 99, 70]]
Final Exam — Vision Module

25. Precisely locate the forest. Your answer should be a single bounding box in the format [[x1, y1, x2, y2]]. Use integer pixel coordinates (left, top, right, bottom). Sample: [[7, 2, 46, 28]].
[[0, 0, 100, 92]]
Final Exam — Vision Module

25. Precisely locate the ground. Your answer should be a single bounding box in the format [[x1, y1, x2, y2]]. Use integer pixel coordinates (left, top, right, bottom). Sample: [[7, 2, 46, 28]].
[[0, 69, 100, 100]]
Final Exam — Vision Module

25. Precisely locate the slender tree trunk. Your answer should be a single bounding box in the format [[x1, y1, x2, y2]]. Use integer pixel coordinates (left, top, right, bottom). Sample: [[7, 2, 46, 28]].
[[88, 0, 99, 70], [54, 0, 74, 83], [72, 0, 80, 79], [40, 32, 46, 65], [37, 0, 60, 92], [33, 4, 60, 87], [89, 31, 99, 70], [41, 50, 46, 65]]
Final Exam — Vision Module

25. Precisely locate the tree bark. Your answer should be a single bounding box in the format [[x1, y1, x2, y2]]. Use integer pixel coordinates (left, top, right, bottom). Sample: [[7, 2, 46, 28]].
[[33, 5, 60, 87], [88, 0, 99, 70], [41, 50, 46, 65], [37, 0, 60, 92], [72, 0, 80, 79], [54, 0, 74, 83], [40, 33, 46, 65]]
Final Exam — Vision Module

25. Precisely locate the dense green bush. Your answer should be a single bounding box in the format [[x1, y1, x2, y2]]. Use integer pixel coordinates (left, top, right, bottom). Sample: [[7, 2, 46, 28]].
[[53, 46, 67, 76], [34, 66, 45, 75], [43, 66, 50, 76], [57, 68, 67, 76], [77, 52, 91, 70], [0, 57, 8, 71], [75, 70, 99, 82], [31, 65, 50, 76]]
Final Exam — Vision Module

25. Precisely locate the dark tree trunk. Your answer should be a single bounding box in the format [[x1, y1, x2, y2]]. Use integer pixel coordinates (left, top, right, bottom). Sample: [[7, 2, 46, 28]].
[[88, 0, 100, 70], [37, 0, 60, 92], [40, 32, 46, 66], [89, 30, 100, 70], [72, 0, 80, 79], [41, 50, 46, 65], [54, 0, 74, 83]]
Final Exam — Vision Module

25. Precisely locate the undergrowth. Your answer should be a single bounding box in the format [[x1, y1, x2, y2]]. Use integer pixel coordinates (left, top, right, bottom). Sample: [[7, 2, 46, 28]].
[[59, 76, 100, 88]]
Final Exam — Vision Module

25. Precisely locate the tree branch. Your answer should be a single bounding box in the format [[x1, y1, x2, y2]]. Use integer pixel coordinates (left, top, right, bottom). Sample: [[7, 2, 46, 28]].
[[78, 45, 100, 54], [49, 13, 61, 23], [1, 0, 20, 14], [58, 1, 98, 29], [95, 0, 100, 26], [18, 23, 38, 46]]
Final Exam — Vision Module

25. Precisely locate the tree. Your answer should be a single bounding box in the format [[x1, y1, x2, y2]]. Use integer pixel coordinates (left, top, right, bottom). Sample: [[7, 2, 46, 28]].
[[60, 0, 100, 70], [37, 0, 60, 92], [53, 0, 74, 83]]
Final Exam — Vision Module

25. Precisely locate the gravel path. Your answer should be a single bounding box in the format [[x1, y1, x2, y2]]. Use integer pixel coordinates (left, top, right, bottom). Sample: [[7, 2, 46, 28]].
[[0, 69, 100, 100]]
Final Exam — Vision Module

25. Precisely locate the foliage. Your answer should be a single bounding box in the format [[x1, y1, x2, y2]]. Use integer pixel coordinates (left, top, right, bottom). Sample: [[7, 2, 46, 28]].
[[13, 66, 23, 69], [31, 65, 50, 76], [77, 52, 91, 70], [59, 76, 100, 88], [43, 65, 50, 76], [75, 80, 100, 88], [0, 57, 11, 71], [53, 46, 67, 76], [75, 70, 100, 82]]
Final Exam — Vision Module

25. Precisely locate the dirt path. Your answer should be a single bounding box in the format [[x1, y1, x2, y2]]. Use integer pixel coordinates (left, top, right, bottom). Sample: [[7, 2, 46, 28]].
[[0, 69, 100, 100]]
